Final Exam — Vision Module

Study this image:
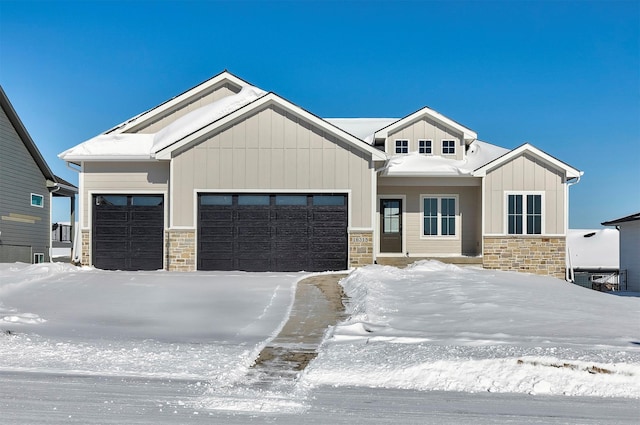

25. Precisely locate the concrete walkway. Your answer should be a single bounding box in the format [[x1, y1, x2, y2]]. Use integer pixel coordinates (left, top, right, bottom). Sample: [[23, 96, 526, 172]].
[[252, 273, 349, 381]]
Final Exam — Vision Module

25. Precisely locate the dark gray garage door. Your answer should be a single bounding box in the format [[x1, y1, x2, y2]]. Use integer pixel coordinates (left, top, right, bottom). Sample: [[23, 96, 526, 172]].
[[198, 194, 347, 272], [92, 195, 164, 271]]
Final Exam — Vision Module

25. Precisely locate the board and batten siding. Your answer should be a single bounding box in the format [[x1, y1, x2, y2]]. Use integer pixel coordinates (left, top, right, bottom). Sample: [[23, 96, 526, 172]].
[[81, 162, 169, 226], [387, 117, 464, 160], [377, 180, 481, 256], [171, 104, 374, 229], [484, 153, 565, 235], [127, 83, 241, 134], [0, 105, 50, 262]]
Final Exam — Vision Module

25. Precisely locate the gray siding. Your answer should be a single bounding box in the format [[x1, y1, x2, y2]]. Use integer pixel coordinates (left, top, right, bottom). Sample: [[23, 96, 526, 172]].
[[128, 83, 241, 134], [172, 104, 374, 229], [0, 106, 50, 262], [387, 116, 464, 160], [620, 221, 640, 291], [484, 153, 565, 234]]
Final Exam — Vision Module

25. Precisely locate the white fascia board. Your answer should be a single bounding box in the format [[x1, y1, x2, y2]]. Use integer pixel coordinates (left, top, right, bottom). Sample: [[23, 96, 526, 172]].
[[105, 71, 249, 135], [374, 106, 478, 141], [155, 93, 389, 161], [473, 143, 583, 179], [60, 155, 157, 162]]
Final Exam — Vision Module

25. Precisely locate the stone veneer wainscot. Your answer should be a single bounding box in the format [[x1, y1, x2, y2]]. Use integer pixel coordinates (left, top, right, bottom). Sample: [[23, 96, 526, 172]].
[[483, 236, 566, 279], [166, 230, 196, 272], [349, 232, 374, 268]]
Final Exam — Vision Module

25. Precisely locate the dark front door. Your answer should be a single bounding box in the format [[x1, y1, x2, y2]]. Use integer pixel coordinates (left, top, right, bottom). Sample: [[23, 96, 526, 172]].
[[380, 199, 402, 253], [92, 195, 164, 271], [198, 193, 348, 272]]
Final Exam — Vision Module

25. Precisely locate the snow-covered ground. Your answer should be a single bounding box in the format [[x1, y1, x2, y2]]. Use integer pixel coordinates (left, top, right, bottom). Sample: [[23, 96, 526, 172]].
[[1, 261, 638, 424]]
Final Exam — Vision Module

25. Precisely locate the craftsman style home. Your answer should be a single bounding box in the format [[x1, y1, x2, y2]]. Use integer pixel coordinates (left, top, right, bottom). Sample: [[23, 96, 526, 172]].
[[59, 71, 582, 278], [1, 86, 77, 263]]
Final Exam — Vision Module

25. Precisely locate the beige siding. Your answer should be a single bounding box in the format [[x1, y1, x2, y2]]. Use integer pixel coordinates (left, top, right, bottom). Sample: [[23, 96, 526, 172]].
[[128, 83, 241, 134], [172, 104, 374, 228], [387, 116, 464, 160], [377, 180, 481, 256], [81, 161, 169, 226], [484, 153, 565, 234]]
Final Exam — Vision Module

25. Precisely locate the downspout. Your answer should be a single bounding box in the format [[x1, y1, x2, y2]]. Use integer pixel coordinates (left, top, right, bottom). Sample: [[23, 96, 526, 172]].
[[565, 174, 582, 281], [47, 180, 61, 263]]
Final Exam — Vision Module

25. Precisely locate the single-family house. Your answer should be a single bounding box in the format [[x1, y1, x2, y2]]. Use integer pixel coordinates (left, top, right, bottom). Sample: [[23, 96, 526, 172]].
[[0, 86, 77, 263], [566, 228, 621, 290], [602, 213, 640, 291], [59, 71, 582, 278]]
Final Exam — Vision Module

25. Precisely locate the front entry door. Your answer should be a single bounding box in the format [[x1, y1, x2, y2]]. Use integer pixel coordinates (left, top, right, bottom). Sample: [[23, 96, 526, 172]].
[[380, 199, 402, 253]]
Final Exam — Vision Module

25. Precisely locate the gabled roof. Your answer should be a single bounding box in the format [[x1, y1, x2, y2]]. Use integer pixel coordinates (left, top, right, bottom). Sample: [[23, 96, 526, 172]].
[[472, 143, 583, 179], [105, 70, 252, 135], [0, 85, 56, 182], [373, 106, 478, 142], [602, 212, 640, 226], [154, 91, 388, 161]]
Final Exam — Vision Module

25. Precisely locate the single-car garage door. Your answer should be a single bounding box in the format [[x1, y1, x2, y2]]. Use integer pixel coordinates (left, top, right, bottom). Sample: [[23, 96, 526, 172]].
[[92, 195, 164, 271], [198, 193, 348, 272]]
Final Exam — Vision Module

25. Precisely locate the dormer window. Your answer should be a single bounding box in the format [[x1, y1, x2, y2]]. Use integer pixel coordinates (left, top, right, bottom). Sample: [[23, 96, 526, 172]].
[[395, 140, 409, 154], [418, 140, 432, 154], [442, 140, 455, 155]]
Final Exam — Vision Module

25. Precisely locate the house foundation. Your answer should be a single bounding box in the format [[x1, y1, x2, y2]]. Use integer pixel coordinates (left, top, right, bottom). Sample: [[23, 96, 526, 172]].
[[483, 236, 566, 279]]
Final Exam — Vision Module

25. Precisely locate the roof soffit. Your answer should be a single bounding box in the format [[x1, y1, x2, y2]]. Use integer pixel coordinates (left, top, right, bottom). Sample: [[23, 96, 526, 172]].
[[155, 93, 388, 161]]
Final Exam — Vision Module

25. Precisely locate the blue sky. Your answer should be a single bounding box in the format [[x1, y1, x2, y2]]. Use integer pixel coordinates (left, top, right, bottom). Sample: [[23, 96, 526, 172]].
[[1, 0, 638, 227]]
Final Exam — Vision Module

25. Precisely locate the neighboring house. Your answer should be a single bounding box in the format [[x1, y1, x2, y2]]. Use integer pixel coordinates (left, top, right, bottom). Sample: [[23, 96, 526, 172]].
[[0, 86, 77, 263], [59, 71, 582, 277], [602, 213, 640, 292], [566, 228, 621, 290]]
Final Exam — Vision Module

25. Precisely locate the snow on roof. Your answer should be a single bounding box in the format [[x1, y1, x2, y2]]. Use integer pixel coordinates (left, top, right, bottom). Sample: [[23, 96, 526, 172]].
[[59, 85, 266, 161], [381, 140, 509, 177], [567, 228, 619, 270], [325, 118, 398, 144]]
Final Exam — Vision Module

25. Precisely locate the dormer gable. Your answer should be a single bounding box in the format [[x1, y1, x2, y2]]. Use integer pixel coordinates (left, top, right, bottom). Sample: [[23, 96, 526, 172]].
[[373, 106, 477, 160]]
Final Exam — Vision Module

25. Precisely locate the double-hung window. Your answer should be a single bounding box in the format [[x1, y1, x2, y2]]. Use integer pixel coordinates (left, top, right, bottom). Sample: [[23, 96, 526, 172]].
[[395, 139, 409, 154], [422, 195, 457, 237], [418, 140, 432, 154], [507, 193, 543, 234], [442, 140, 456, 155]]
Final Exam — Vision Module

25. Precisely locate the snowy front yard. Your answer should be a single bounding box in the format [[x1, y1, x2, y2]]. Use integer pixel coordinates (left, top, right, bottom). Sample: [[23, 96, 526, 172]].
[[0, 261, 638, 423]]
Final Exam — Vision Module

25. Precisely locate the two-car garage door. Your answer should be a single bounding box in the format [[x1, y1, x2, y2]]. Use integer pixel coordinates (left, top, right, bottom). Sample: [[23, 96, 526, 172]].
[[92, 193, 348, 272], [197, 193, 348, 272]]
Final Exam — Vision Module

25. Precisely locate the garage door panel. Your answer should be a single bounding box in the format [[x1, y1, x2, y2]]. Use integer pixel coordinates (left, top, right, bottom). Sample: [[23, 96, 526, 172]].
[[198, 193, 347, 272], [92, 195, 164, 271]]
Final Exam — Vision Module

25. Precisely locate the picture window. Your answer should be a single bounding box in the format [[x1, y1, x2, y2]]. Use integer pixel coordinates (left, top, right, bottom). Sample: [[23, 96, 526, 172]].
[[31, 193, 44, 208]]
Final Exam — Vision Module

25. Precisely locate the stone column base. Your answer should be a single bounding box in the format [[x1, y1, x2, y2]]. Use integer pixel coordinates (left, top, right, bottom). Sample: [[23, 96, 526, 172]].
[[349, 231, 374, 268], [80, 230, 90, 266], [166, 230, 196, 272], [483, 236, 566, 279]]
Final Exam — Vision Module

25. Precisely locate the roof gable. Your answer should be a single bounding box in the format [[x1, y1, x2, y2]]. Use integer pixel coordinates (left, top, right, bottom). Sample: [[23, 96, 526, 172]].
[[472, 143, 582, 179], [106, 71, 251, 135], [154, 92, 388, 161], [373, 106, 477, 142], [0, 85, 56, 182]]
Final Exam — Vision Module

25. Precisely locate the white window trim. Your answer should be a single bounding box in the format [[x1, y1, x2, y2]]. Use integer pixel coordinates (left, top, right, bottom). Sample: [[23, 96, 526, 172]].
[[31, 193, 44, 208], [394, 139, 409, 154], [420, 194, 460, 240], [441, 140, 456, 155], [418, 139, 433, 155], [33, 253, 45, 264], [504, 191, 545, 235]]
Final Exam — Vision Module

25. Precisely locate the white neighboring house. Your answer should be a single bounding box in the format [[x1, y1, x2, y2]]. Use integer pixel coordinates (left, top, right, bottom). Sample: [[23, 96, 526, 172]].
[[602, 212, 640, 292], [566, 229, 619, 290]]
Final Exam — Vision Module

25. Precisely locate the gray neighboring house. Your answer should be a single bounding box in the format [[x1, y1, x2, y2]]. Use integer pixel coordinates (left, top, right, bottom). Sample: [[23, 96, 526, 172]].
[[0, 86, 77, 263], [602, 212, 640, 292]]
